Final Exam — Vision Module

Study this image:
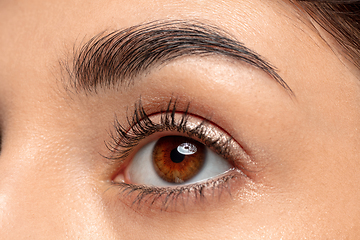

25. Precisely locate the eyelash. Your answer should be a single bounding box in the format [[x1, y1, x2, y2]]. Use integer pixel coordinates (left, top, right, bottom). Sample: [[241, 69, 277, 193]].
[[106, 98, 246, 211]]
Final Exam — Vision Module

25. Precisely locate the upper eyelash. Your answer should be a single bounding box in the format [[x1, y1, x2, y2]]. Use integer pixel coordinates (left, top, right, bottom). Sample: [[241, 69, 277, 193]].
[[104, 97, 249, 212], [105, 98, 233, 162]]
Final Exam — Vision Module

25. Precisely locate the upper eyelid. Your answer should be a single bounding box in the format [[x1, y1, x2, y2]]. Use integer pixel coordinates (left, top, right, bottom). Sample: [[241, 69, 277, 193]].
[[105, 99, 205, 160], [62, 20, 293, 95], [104, 98, 257, 212], [104, 98, 252, 171]]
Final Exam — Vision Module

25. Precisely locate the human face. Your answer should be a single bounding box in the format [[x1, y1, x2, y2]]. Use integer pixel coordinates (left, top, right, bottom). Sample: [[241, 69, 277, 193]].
[[0, 0, 360, 239]]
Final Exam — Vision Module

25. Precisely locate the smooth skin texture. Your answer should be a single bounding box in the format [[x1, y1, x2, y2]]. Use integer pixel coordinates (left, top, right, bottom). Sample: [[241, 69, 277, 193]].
[[0, 0, 360, 239]]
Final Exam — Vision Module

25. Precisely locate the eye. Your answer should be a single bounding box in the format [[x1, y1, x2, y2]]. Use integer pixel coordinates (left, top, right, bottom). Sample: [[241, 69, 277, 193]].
[[107, 98, 251, 211], [120, 135, 232, 187]]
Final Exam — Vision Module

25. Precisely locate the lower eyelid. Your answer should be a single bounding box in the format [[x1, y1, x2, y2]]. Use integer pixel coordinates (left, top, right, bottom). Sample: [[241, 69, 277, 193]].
[[111, 168, 248, 213]]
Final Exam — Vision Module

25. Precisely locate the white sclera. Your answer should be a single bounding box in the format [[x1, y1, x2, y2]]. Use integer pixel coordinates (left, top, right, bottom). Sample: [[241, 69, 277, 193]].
[[127, 139, 232, 187]]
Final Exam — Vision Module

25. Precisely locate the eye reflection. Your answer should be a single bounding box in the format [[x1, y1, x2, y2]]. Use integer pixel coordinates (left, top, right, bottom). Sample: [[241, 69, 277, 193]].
[[153, 136, 205, 183]]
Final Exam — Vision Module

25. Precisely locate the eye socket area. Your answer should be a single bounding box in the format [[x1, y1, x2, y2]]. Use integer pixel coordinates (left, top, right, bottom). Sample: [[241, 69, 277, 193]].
[[108, 108, 254, 211], [115, 135, 234, 187]]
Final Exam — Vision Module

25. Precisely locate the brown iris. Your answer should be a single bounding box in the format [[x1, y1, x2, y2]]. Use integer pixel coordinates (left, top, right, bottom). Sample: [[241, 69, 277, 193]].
[[152, 136, 206, 183]]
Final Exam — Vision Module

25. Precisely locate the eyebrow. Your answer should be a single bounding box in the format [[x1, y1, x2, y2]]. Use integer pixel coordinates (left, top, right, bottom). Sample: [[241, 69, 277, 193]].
[[66, 20, 293, 94]]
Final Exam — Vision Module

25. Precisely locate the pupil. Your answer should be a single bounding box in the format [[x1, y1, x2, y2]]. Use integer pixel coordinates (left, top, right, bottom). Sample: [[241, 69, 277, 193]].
[[170, 148, 185, 163]]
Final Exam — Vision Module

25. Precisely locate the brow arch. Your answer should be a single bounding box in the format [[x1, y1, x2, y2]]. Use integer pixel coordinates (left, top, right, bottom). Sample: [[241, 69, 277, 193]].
[[63, 20, 293, 95]]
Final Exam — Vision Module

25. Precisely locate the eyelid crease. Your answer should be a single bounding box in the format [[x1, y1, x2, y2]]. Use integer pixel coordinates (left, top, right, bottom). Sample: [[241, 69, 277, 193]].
[[104, 97, 258, 213]]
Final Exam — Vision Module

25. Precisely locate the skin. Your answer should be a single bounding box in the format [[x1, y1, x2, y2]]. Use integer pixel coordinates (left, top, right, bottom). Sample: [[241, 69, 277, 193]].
[[0, 0, 360, 239]]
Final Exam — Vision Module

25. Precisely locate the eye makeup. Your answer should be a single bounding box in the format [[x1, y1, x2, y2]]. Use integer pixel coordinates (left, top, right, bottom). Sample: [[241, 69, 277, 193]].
[[105, 97, 254, 212]]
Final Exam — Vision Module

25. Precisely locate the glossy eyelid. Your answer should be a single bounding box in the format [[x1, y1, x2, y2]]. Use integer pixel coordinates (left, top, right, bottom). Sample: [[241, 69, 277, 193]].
[[106, 98, 254, 175], [108, 109, 247, 169]]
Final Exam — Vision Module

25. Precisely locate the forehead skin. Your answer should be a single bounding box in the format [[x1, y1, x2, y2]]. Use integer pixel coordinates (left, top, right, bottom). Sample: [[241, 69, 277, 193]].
[[0, 0, 360, 239]]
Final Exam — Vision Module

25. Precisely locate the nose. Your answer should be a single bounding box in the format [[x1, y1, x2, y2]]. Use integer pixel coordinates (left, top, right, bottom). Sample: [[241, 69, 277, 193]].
[[0, 123, 115, 239]]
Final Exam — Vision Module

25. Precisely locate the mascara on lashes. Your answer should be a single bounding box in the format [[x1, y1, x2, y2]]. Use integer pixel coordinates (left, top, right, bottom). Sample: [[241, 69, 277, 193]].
[[105, 98, 251, 211]]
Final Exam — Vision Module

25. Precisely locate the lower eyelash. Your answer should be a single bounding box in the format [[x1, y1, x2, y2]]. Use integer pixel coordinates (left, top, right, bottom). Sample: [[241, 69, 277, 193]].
[[112, 169, 242, 212]]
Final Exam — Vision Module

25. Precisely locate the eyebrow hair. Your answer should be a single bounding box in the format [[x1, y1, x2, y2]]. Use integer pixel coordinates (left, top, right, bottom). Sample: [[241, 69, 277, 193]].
[[67, 20, 293, 94]]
